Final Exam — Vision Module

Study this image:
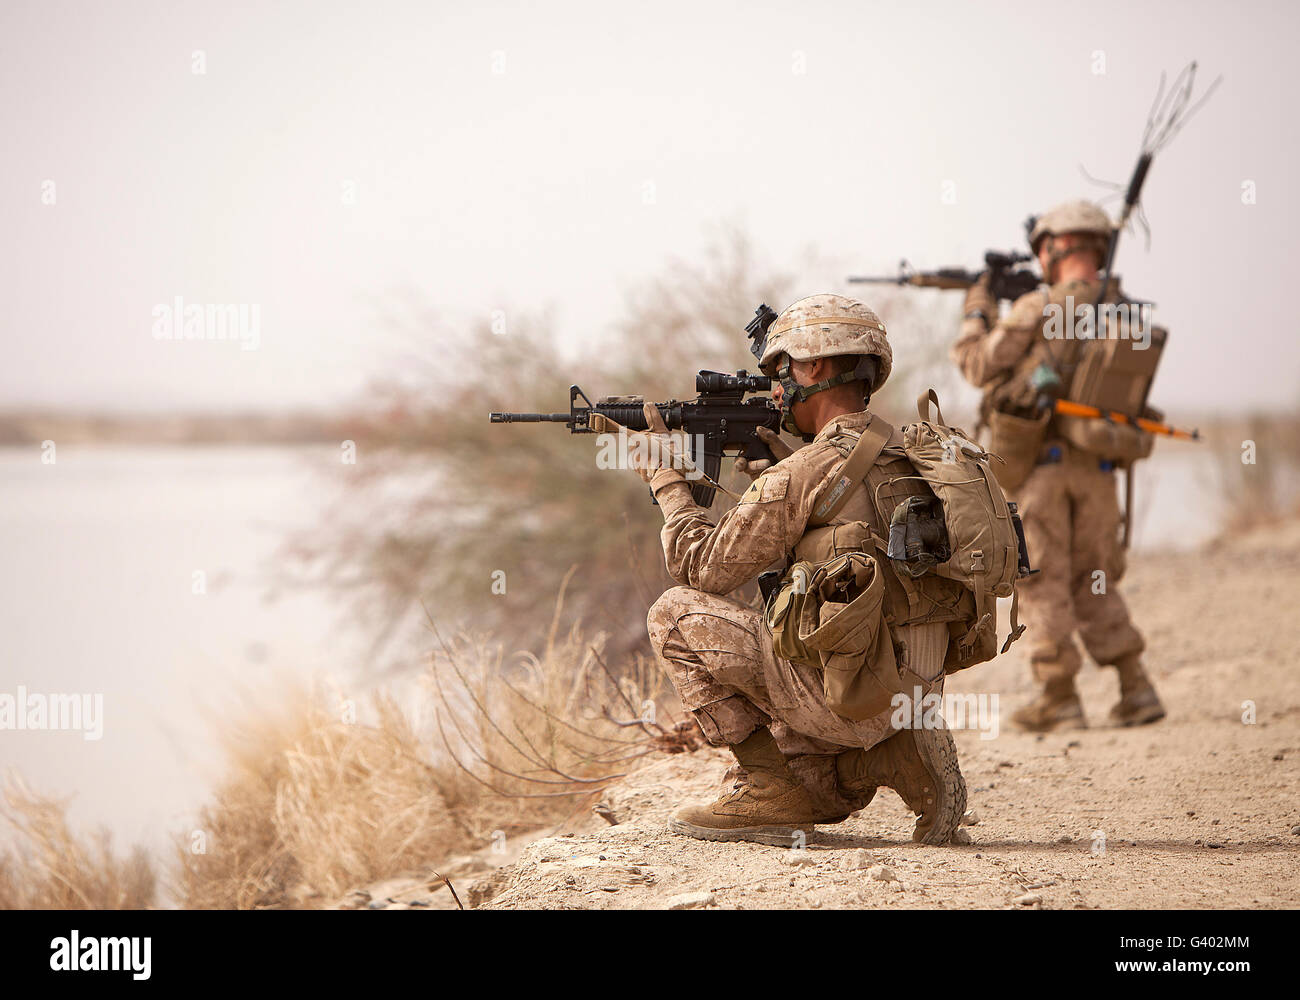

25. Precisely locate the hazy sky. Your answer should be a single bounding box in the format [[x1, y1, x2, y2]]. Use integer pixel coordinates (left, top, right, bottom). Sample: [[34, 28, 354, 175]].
[[2, 0, 1296, 415]]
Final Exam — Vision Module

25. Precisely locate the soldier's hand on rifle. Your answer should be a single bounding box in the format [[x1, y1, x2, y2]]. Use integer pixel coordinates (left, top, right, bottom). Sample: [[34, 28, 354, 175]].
[[627, 401, 687, 484], [963, 270, 997, 329], [733, 426, 794, 478]]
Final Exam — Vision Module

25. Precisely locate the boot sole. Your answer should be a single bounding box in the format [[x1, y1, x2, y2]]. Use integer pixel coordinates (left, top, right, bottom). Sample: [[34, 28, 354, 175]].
[[909, 725, 967, 846], [1011, 715, 1088, 733], [667, 817, 815, 848], [1110, 704, 1167, 727]]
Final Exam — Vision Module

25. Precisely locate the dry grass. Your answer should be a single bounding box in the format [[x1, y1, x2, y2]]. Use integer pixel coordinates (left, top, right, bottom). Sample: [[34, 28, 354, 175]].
[[2, 230, 962, 910], [420, 575, 691, 843], [169, 590, 686, 909], [0, 775, 157, 909], [173, 687, 460, 909], [1205, 411, 1300, 533]]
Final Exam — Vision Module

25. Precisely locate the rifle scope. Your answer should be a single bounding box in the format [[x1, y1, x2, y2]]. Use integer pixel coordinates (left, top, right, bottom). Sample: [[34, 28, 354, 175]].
[[695, 371, 771, 394]]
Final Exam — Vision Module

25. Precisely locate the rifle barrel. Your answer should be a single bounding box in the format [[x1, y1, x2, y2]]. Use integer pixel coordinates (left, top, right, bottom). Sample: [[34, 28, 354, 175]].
[[846, 273, 976, 290], [488, 412, 572, 423]]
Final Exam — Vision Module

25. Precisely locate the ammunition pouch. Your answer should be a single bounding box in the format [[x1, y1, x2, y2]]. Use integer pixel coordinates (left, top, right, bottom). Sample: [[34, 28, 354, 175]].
[[987, 407, 1050, 494], [764, 551, 900, 722]]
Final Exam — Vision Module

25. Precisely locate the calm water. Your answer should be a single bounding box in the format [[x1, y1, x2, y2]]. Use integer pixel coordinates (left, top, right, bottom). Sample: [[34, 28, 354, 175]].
[[0, 443, 1228, 855], [0, 446, 365, 856]]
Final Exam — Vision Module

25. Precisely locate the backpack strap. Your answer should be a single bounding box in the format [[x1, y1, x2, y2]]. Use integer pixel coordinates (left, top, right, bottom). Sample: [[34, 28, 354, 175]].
[[916, 388, 947, 425], [1001, 584, 1026, 654], [954, 549, 991, 660], [810, 415, 893, 526]]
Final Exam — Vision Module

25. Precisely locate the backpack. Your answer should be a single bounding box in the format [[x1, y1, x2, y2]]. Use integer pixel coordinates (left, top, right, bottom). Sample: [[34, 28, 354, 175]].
[[765, 390, 1031, 719], [985, 287, 1167, 483], [1055, 313, 1167, 464]]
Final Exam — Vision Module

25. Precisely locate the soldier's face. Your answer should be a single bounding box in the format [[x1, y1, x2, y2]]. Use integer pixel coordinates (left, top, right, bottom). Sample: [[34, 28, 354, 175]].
[[1038, 232, 1096, 278], [771, 357, 820, 433]]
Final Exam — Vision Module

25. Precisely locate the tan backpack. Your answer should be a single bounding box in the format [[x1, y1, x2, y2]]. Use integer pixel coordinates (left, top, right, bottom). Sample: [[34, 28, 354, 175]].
[[765, 391, 1031, 719], [899, 390, 1027, 664], [985, 290, 1167, 493], [1055, 317, 1166, 464]]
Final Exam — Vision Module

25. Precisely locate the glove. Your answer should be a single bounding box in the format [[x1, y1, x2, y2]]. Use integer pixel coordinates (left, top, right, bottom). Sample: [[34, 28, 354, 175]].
[[733, 426, 795, 478], [963, 271, 997, 328], [629, 401, 687, 484]]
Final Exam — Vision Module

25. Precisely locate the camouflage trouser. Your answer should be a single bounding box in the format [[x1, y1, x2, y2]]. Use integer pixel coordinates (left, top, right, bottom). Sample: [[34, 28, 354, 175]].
[[646, 585, 946, 818], [1015, 448, 1145, 685]]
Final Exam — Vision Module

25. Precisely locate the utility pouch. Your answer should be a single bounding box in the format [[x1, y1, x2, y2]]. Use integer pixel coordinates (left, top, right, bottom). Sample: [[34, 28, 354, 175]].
[[987, 407, 1050, 494], [765, 551, 900, 721], [765, 561, 818, 669]]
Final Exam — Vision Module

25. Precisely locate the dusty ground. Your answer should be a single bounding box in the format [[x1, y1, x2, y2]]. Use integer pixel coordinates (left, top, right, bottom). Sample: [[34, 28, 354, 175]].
[[336, 518, 1300, 910]]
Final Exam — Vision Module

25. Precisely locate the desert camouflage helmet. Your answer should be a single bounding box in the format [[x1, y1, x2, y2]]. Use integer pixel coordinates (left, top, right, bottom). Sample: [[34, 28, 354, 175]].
[[1027, 199, 1113, 254], [759, 293, 892, 392]]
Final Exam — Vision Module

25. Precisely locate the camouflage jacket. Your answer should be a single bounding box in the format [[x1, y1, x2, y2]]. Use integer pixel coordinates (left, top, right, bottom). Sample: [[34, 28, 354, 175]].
[[645, 410, 968, 630], [950, 276, 1126, 423], [645, 411, 884, 595]]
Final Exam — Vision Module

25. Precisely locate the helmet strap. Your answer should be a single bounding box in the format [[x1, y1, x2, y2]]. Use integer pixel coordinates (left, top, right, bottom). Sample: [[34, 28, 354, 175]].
[[775, 357, 878, 438]]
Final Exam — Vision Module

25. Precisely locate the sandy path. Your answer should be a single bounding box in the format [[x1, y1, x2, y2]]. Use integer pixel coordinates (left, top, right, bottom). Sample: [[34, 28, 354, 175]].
[[350, 518, 1300, 910]]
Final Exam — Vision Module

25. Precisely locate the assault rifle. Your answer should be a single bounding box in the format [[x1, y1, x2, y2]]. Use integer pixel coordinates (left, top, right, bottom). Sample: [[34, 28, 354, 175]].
[[848, 250, 1040, 302], [489, 369, 781, 508]]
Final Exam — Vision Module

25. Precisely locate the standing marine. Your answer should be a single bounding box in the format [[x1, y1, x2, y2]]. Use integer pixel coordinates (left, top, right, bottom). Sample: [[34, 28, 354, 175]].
[[950, 199, 1167, 732]]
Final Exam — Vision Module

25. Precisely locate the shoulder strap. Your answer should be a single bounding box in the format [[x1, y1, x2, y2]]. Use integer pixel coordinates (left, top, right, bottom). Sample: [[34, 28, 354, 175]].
[[810, 415, 893, 525]]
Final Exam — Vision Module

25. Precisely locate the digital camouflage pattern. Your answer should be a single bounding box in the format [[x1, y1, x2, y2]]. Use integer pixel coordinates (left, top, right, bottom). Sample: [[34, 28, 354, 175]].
[[644, 411, 953, 813], [758, 293, 893, 391], [1028, 199, 1112, 253], [953, 277, 1128, 418], [951, 275, 1154, 719], [1013, 448, 1145, 685]]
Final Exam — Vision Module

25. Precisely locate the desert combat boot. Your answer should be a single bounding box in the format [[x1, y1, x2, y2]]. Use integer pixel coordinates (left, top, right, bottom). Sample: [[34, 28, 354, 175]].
[[669, 728, 821, 847], [1108, 653, 1167, 726], [835, 724, 967, 844], [1011, 676, 1087, 733]]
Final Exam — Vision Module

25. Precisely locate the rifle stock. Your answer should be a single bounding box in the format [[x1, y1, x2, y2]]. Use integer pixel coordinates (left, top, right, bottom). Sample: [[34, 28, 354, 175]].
[[1052, 398, 1199, 441]]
